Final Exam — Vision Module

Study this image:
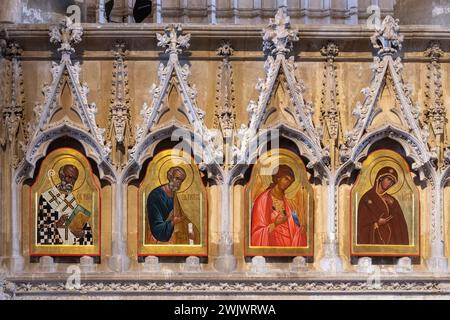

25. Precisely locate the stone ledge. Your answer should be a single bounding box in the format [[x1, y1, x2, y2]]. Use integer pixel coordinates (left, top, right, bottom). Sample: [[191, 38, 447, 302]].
[[2, 23, 450, 41], [3, 278, 450, 299]]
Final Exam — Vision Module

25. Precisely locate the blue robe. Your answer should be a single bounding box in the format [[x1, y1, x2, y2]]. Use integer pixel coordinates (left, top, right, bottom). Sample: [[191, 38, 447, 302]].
[[147, 186, 174, 242]]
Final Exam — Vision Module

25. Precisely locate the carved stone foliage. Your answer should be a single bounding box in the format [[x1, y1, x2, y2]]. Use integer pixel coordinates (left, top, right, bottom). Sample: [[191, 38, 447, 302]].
[[370, 16, 404, 57], [0, 42, 27, 168], [156, 24, 191, 56], [423, 42, 446, 150], [131, 24, 222, 167], [341, 15, 430, 170], [6, 279, 447, 297], [48, 17, 83, 55], [262, 8, 299, 56], [25, 18, 110, 169], [235, 8, 325, 172], [107, 42, 134, 169]]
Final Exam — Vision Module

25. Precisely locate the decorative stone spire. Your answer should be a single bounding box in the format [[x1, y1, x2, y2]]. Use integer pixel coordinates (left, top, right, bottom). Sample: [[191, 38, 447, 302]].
[[370, 15, 404, 56], [26, 18, 110, 163], [1, 41, 27, 168], [107, 41, 134, 168], [424, 41, 444, 62], [320, 41, 340, 140], [214, 40, 236, 167], [424, 41, 445, 136], [262, 8, 299, 56], [214, 40, 236, 141], [320, 41, 341, 167], [341, 16, 428, 165], [423, 41, 446, 163], [49, 17, 83, 56], [132, 24, 222, 166]]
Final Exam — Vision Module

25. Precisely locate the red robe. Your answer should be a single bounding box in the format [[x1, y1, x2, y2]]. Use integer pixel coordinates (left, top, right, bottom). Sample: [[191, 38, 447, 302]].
[[251, 190, 307, 247]]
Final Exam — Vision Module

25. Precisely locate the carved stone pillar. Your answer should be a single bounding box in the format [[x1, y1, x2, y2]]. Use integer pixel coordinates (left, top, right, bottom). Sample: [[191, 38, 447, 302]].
[[154, 0, 162, 23], [1, 42, 26, 273], [208, 0, 217, 24], [319, 41, 344, 273], [108, 179, 130, 272], [0, 0, 22, 24], [214, 179, 237, 273], [98, 0, 107, 23], [213, 41, 237, 273], [427, 167, 449, 273], [8, 175, 25, 272], [423, 42, 448, 273], [0, 39, 6, 263], [319, 175, 344, 273]]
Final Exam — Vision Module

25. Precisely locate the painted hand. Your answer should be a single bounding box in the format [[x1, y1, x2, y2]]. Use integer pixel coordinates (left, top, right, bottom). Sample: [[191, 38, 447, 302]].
[[172, 215, 186, 225], [274, 213, 288, 226], [378, 216, 393, 226], [55, 214, 69, 228]]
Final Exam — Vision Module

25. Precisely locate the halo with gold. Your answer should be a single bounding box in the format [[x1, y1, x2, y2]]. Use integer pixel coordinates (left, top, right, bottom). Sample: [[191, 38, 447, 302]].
[[158, 155, 194, 193], [369, 159, 405, 195], [50, 156, 87, 192], [255, 149, 307, 199]]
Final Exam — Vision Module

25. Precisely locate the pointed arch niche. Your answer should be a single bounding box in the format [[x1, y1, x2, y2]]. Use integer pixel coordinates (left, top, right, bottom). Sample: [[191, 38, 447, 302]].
[[229, 9, 329, 270], [22, 137, 113, 262], [340, 138, 428, 265], [5, 19, 115, 272], [119, 24, 223, 271], [123, 129, 217, 267], [235, 135, 322, 262]]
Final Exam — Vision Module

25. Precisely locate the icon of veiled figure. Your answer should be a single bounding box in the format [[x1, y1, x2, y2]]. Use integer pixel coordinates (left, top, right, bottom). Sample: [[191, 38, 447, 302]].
[[357, 166, 409, 245]]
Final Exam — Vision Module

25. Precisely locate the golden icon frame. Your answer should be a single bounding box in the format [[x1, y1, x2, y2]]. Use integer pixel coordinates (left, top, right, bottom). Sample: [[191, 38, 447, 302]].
[[138, 149, 208, 257], [30, 148, 101, 256], [245, 148, 314, 257]]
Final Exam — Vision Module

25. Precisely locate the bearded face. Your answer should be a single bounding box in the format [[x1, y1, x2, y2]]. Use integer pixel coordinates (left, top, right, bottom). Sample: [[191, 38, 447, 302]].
[[60, 179, 74, 193], [168, 169, 186, 192], [58, 165, 79, 193]]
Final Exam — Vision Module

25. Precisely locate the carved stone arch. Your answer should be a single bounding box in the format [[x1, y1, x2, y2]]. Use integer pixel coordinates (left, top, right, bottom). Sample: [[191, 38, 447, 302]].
[[227, 124, 329, 192], [17, 124, 116, 185], [236, 124, 328, 183], [440, 167, 450, 188], [338, 125, 431, 185], [124, 124, 223, 185]]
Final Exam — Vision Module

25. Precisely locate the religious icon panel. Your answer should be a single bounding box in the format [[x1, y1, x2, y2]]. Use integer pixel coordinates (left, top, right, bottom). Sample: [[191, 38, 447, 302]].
[[138, 149, 208, 256], [351, 149, 420, 257], [245, 149, 314, 256], [30, 148, 101, 256]]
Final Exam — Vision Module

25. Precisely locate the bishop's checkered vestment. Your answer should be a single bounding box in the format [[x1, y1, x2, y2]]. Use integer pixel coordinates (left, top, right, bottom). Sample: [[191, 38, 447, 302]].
[[37, 186, 93, 245]]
